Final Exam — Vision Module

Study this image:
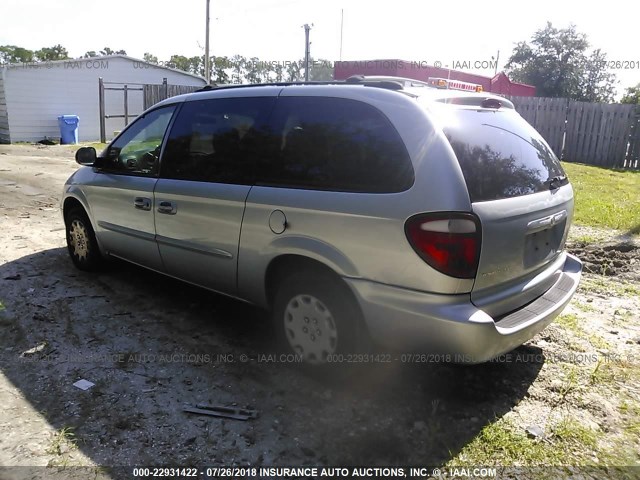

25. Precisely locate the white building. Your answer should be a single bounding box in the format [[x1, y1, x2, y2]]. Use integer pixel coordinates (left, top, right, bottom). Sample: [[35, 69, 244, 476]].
[[0, 55, 206, 143]]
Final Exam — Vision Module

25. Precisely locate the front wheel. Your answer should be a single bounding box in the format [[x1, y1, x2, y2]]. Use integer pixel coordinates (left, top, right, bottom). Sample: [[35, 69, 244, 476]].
[[272, 271, 361, 365], [65, 207, 103, 271]]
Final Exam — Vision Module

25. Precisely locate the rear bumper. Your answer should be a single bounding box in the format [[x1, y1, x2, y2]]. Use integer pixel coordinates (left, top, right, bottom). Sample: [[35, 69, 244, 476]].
[[345, 253, 582, 363]]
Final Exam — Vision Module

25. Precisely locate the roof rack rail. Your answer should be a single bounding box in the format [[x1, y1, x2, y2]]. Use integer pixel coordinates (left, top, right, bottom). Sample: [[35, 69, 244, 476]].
[[186, 79, 405, 93], [345, 75, 403, 90]]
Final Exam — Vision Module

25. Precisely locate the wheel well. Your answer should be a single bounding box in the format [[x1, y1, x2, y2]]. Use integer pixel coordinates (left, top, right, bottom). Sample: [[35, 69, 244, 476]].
[[264, 254, 371, 348], [63, 197, 85, 221], [265, 255, 345, 309]]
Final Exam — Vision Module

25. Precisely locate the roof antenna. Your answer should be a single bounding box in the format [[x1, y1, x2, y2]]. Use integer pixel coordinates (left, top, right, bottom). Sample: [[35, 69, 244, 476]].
[[345, 75, 364, 83]]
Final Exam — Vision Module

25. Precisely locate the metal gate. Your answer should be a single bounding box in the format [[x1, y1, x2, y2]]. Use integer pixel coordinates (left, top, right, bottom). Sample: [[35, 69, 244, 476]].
[[97, 77, 150, 143], [98, 77, 202, 143]]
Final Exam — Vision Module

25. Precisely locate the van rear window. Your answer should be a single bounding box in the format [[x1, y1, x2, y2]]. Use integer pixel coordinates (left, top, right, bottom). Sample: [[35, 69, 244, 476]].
[[442, 109, 566, 202]]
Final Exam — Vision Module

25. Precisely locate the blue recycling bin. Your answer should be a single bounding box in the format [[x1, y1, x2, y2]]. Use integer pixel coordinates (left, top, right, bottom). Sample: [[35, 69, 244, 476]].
[[58, 115, 79, 144]]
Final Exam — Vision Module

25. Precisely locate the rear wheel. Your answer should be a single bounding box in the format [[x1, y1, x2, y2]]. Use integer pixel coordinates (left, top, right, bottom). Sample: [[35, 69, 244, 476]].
[[65, 207, 103, 271], [272, 270, 361, 365]]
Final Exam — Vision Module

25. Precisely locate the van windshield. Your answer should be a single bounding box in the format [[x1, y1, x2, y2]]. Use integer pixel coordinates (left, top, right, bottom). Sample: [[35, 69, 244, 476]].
[[440, 108, 566, 202]]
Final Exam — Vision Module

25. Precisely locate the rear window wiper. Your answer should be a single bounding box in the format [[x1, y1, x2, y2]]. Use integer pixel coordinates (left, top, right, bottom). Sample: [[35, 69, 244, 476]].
[[547, 175, 567, 190]]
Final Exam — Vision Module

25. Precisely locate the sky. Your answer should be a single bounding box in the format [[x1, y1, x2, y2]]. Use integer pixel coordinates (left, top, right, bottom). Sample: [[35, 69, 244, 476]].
[[1, 0, 638, 98]]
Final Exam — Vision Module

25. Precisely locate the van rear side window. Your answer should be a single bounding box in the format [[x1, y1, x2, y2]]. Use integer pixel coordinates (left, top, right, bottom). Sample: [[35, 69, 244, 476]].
[[257, 97, 414, 193], [442, 110, 566, 202], [161, 97, 276, 184]]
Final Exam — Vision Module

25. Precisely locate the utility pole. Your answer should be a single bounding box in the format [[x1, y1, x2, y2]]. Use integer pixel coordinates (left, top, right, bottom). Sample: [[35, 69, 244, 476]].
[[339, 9, 344, 61], [204, 0, 211, 84], [303, 23, 311, 81], [494, 50, 500, 75]]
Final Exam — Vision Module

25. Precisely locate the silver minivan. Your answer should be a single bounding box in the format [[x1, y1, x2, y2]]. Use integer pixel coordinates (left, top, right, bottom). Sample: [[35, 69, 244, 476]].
[[63, 77, 582, 365]]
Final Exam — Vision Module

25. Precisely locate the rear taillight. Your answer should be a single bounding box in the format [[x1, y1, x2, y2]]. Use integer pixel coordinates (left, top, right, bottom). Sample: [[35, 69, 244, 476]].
[[405, 213, 481, 279]]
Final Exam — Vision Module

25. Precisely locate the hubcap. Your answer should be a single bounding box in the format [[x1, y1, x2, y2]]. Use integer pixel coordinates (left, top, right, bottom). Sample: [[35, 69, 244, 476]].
[[68, 219, 89, 261], [284, 294, 338, 364]]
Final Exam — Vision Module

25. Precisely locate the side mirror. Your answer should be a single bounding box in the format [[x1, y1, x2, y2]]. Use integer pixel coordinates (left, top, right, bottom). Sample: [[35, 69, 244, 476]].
[[75, 146, 97, 166]]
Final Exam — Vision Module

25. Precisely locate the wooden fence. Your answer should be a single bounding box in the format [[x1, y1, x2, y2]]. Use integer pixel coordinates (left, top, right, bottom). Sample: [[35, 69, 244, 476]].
[[507, 96, 640, 169], [143, 81, 201, 111], [141, 85, 640, 169]]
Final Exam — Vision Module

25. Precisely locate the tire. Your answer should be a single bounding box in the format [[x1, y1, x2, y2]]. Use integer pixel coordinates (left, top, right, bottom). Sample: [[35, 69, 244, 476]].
[[65, 207, 103, 271], [272, 270, 362, 365]]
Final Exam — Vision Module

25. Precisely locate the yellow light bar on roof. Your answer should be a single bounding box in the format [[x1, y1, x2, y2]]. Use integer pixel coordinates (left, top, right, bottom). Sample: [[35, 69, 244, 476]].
[[427, 77, 447, 88], [427, 77, 484, 92]]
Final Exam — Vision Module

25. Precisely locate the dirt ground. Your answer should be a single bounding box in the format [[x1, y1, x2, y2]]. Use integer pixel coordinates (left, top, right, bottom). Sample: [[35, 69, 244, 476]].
[[0, 145, 639, 479]]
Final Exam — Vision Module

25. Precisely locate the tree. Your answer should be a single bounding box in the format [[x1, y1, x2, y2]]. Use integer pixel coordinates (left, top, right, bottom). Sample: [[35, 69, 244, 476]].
[[578, 49, 617, 103], [244, 57, 263, 83], [143, 52, 158, 64], [34, 44, 69, 61], [620, 83, 640, 104], [99, 47, 127, 56], [285, 60, 302, 82], [272, 62, 285, 82], [0, 45, 34, 63], [505, 23, 617, 101], [211, 56, 230, 84], [82, 51, 97, 58], [167, 55, 191, 72], [229, 55, 247, 84], [309, 59, 333, 81], [167, 55, 200, 75], [188, 56, 202, 75]]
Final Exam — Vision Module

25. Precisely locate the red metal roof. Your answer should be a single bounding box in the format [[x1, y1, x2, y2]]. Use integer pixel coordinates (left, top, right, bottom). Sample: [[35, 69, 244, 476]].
[[334, 59, 536, 96]]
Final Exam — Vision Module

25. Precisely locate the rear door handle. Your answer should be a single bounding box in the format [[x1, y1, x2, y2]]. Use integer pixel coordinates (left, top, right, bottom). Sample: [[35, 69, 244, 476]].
[[527, 210, 567, 232], [133, 197, 151, 211], [157, 200, 177, 215]]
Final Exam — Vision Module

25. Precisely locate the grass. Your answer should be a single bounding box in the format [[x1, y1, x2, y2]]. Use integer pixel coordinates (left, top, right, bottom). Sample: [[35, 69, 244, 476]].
[[557, 311, 611, 351], [446, 417, 598, 466], [588, 334, 612, 351], [46, 427, 77, 456], [578, 276, 640, 298], [80, 142, 108, 151], [572, 234, 600, 244], [556, 313, 580, 333], [65, 142, 108, 152], [619, 401, 640, 436], [552, 418, 598, 451], [589, 358, 612, 385], [557, 364, 580, 404], [562, 162, 640, 234], [448, 396, 638, 468], [10, 141, 108, 149], [447, 418, 558, 465], [447, 306, 640, 471], [573, 301, 597, 313]]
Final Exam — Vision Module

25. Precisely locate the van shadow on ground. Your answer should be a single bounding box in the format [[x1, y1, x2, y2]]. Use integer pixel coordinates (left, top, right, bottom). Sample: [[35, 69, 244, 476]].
[[0, 248, 544, 472]]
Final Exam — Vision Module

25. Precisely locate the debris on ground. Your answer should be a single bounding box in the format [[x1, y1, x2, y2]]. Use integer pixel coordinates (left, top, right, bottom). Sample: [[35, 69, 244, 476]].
[[525, 425, 545, 439], [183, 404, 259, 421], [20, 342, 49, 357], [73, 380, 95, 391]]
